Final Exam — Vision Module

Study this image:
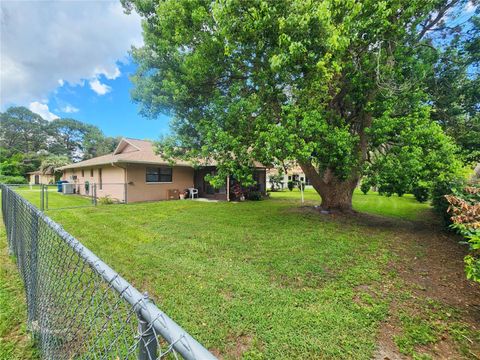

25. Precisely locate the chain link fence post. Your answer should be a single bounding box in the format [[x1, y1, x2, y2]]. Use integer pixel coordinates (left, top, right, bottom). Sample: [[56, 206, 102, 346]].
[[40, 184, 44, 211], [45, 184, 49, 210]]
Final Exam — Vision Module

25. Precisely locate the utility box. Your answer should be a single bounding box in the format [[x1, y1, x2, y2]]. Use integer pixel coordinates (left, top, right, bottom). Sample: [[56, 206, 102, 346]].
[[62, 183, 75, 194], [167, 189, 179, 200]]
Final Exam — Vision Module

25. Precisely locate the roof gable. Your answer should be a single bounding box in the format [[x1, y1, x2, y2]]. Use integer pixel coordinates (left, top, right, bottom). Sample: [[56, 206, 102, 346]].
[[113, 138, 141, 155]]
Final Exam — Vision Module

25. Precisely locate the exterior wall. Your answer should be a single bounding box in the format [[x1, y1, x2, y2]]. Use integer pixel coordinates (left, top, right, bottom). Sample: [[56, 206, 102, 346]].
[[126, 164, 195, 203], [29, 174, 55, 185], [62, 165, 126, 202]]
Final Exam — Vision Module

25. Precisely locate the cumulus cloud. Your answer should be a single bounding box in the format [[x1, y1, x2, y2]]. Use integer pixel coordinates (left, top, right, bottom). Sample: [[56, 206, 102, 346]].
[[89, 78, 111, 95], [0, 1, 142, 106], [61, 105, 79, 113], [29, 102, 59, 121]]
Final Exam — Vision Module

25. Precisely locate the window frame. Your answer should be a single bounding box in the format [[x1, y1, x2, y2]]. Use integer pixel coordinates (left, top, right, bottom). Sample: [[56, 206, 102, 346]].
[[145, 166, 173, 183]]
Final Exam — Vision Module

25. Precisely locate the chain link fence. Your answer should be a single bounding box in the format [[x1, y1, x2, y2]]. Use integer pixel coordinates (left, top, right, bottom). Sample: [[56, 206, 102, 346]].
[[1, 184, 216, 360], [9, 182, 128, 210]]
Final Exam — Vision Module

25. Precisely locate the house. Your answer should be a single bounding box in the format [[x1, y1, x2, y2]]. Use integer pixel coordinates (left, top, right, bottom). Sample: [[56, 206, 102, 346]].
[[266, 165, 311, 190], [26, 170, 56, 185], [57, 138, 267, 203]]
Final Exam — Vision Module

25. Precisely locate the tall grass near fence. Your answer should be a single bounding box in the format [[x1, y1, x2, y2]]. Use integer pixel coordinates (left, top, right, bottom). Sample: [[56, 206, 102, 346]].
[[1, 184, 215, 360]]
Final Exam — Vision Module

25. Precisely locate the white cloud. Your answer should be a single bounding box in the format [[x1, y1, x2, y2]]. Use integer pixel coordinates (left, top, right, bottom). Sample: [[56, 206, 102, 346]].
[[89, 78, 111, 95], [61, 104, 79, 113], [465, 1, 476, 13], [29, 102, 59, 121], [0, 1, 142, 106]]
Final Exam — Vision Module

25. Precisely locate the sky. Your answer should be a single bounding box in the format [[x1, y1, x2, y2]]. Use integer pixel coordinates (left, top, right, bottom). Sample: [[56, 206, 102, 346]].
[[0, 0, 171, 139], [1, 1, 477, 140]]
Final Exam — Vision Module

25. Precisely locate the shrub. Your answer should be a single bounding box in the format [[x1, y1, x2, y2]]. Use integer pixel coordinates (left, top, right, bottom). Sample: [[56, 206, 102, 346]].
[[445, 185, 480, 283], [246, 190, 262, 201], [99, 196, 115, 205], [287, 180, 294, 191], [0, 175, 27, 184], [412, 185, 430, 203], [360, 182, 370, 195], [431, 178, 465, 226]]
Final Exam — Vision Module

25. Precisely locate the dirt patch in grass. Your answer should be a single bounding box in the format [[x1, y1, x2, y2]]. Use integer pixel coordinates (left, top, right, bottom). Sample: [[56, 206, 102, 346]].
[[353, 213, 480, 359]]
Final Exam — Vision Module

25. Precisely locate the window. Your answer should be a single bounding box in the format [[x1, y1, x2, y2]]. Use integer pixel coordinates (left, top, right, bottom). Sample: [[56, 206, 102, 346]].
[[81, 169, 84, 177], [146, 167, 172, 183], [90, 169, 94, 177], [99, 168, 103, 190]]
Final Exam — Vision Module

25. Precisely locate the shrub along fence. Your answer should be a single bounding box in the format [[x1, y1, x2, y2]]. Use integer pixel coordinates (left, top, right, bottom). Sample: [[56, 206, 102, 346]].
[[1, 184, 216, 359]]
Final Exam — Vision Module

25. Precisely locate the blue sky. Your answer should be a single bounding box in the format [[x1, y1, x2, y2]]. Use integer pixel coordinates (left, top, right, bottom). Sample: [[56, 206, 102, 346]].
[[47, 60, 171, 139], [0, 0, 170, 140], [1, 0, 477, 140]]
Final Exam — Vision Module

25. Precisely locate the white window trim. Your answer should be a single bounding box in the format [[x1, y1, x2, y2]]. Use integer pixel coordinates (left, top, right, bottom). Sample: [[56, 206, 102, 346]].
[[145, 181, 173, 184]]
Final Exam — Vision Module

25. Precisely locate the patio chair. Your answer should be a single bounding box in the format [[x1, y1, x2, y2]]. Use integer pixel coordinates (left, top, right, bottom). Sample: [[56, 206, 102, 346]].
[[188, 187, 199, 199]]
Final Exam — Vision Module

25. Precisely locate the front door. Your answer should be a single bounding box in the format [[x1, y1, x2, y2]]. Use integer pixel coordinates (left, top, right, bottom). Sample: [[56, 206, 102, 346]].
[[34, 175, 40, 184]]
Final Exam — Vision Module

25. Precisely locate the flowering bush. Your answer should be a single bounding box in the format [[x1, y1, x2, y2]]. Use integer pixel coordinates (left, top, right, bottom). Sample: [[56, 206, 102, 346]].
[[445, 186, 480, 283]]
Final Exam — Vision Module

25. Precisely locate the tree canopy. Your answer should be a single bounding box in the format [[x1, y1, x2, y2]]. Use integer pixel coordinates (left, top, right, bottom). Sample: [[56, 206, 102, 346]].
[[124, 0, 476, 210], [0, 106, 120, 182]]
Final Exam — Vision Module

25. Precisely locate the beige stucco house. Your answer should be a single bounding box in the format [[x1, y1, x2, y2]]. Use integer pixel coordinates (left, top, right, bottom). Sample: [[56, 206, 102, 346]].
[[57, 138, 267, 203], [27, 170, 56, 185]]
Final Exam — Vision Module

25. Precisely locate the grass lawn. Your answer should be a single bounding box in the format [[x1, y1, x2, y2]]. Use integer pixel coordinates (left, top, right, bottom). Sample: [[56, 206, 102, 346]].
[[3, 188, 478, 359], [272, 187, 432, 220], [12, 185, 93, 209], [0, 224, 38, 360]]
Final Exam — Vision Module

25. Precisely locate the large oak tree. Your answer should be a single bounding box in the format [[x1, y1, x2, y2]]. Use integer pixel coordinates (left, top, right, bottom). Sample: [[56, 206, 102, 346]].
[[123, 0, 474, 211]]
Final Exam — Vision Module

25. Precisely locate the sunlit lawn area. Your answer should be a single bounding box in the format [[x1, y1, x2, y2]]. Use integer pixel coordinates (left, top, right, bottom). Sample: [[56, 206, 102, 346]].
[[271, 187, 432, 220], [22, 189, 430, 359], [12, 185, 93, 209], [5, 187, 476, 359]]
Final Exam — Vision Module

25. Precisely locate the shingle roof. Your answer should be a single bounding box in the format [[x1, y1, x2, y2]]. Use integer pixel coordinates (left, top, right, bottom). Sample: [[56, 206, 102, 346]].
[[57, 138, 192, 170], [57, 138, 266, 171]]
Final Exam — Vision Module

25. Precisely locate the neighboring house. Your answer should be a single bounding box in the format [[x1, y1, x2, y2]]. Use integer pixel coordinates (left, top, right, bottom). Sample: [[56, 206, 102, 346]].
[[266, 165, 311, 190], [27, 170, 55, 185], [57, 138, 267, 203]]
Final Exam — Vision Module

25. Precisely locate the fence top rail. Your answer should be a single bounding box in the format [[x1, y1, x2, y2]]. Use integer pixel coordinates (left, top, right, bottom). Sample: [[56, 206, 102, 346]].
[[1, 183, 216, 360]]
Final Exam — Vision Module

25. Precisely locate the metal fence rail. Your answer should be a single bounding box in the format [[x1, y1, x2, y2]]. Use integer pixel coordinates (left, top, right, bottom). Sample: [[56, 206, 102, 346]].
[[1, 184, 216, 360]]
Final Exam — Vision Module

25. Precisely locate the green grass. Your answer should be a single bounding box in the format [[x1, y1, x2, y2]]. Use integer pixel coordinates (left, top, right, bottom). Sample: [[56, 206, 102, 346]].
[[3, 187, 474, 358], [271, 188, 432, 220], [0, 225, 38, 360], [40, 192, 430, 359], [12, 185, 93, 209]]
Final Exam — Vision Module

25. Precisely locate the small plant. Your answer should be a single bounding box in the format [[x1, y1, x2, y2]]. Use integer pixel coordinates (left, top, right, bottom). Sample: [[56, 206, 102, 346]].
[[99, 196, 115, 205], [231, 183, 243, 200], [245, 190, 262, 201], [412, 185, 430, 203], [360, 182, 370, 195], [287, 180, 294, 191], [445, 185, 480, 283]]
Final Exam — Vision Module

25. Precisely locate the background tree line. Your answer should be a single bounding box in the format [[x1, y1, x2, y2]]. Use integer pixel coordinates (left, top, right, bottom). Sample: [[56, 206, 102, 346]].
[[0, 106, 120, 183]]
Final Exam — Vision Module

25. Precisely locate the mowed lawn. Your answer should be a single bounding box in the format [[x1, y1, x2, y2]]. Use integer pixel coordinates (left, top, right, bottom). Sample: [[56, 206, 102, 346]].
[[25, 189, 432, 359], [12, 185, 93, 209]]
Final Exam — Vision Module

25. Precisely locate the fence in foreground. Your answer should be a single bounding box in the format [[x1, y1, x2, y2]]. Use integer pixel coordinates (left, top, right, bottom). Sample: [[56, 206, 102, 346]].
[[1, 184, 216, 360]]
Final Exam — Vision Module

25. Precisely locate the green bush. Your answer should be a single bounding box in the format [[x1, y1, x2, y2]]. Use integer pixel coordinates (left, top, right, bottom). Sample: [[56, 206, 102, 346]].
[[445, 186, 480, 283], [431, 178, 465, 226], [0, 175, 27, 184], [412, 185, 430, 203], [246, 190, 262, 201], [360, 182, 370, 195], [287, 181, 294, 191]]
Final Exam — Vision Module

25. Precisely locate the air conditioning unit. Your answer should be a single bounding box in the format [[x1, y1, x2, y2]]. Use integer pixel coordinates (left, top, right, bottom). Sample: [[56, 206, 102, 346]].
[[62, 183, 75, 194]]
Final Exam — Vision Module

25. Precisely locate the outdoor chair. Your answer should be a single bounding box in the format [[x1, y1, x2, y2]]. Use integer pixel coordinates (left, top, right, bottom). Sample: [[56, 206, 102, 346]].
[[188, 187, 199, 199]]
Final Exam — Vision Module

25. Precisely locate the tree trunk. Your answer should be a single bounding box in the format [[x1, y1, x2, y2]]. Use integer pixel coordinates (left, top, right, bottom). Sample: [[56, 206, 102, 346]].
[[299, 161, 359, 212]]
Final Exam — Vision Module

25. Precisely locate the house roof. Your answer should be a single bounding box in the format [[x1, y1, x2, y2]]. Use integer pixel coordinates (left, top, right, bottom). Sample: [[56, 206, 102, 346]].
[[57, 138, 192, 170], [57, 138, 266, 170], [26, 170, 55, 175]]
